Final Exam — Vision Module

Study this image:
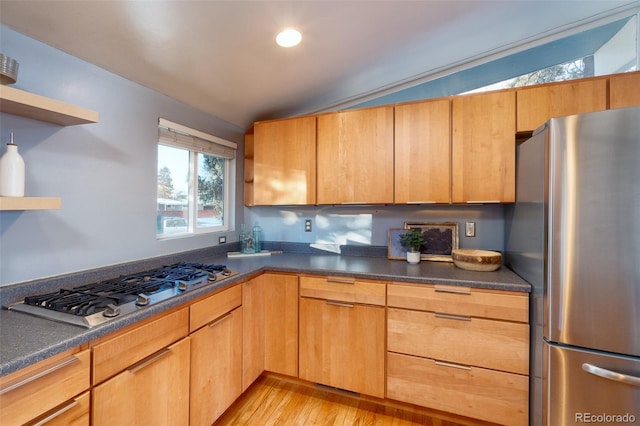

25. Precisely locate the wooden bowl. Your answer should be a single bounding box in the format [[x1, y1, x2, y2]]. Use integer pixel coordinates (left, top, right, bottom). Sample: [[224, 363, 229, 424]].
[[451, 249, 502, 272]]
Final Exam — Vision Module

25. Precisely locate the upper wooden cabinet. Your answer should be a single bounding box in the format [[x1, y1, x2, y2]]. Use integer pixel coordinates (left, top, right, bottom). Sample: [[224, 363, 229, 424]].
[[609, 71, 640, 110], [516, 78, 607, 132], [394, 98, 451, 204], [317, 105, 394, 204], [452, 90, 516, 203], [250, 116, 317, 205]]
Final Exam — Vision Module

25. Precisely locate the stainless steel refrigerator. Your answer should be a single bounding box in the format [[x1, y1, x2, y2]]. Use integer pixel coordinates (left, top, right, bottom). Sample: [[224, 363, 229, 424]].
[[505, 106, 640, 425]]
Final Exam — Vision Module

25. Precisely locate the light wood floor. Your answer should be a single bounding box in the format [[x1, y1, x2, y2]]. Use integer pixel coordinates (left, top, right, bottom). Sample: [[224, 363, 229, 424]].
[[215, 374, 495, 426]]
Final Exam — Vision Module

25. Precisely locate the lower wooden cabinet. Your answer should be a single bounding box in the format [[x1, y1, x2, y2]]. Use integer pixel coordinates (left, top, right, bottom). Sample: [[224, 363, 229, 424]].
[[190, 306, 243, 424], [299, 297, 385, 398], [0, 348, 90, 426], [387, 352, 529, 425], [264, 273, 299, 377], [386, 282, 529, 425], [243, 275, 265, 391], [92, 337, 190, 426]]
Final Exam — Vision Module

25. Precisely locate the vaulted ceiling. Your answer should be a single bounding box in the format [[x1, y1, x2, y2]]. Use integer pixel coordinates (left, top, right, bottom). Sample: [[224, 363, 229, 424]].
[[1, 1, 637, 129]]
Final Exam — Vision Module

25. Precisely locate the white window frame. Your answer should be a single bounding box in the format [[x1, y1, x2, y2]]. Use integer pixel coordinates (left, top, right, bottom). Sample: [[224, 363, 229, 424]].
[[157, 118, 236, 238]]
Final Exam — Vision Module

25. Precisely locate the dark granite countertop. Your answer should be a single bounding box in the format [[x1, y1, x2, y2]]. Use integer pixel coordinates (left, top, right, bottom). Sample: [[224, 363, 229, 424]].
[[0, 251, 529, 378]]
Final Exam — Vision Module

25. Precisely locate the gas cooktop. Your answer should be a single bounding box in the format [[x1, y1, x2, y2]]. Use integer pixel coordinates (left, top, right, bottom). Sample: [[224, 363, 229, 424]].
[[8, 262, 238, 328]]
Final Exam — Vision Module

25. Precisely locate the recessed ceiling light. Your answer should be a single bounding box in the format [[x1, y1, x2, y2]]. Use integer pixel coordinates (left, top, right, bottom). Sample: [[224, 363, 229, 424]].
[[276, 28, 302, 48]]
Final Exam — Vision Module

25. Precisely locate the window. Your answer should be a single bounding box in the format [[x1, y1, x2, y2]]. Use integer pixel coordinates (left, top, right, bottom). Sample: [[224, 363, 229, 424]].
[[157, 119, 236, 238]]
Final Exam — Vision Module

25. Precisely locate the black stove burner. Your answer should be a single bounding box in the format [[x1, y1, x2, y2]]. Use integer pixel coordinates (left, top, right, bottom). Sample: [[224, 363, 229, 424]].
[[22, 262, 230, 317]]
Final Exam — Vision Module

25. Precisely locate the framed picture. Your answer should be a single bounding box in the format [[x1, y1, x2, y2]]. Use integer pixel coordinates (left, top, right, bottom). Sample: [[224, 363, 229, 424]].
[[403, 222, 459, 262], [387, 228, 409, 260]]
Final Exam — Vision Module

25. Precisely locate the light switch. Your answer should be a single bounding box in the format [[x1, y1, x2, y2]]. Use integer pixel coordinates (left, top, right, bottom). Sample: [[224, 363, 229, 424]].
[[465, 222, 476, 237]]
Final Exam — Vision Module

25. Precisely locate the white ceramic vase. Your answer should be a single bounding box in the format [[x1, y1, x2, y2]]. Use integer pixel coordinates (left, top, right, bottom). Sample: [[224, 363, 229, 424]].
[[406, 251, 421, 264], [0, 133, 25, 197]]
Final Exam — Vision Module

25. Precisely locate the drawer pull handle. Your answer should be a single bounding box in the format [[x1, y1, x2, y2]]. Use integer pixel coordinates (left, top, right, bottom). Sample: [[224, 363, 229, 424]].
[[128, 348, 171, 374], [0, 356, 78, 395], [435, 360, 471, 370], [434, 285, 471, 295], [435, 313, 471, 321], [406, 201, 437, 204], [326, 276, 355, 284], [208, 312, 232, 328], [466, 200, 500, 204], [32, 399, 79, 426], [582, 363, 640, 387], [326, 301, 355, 308]]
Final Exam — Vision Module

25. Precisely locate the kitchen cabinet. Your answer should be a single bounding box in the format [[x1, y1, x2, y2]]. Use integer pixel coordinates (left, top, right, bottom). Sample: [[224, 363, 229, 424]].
[[394, 98, 451, 204], [92, 308, 189, 384], [516, 77, 607, 132], [242, 275, 265, 390], [264, 273, 299, 377], [386, 283, 529, 425], [190, 285, 243, 425], [0, 347, 90, 426], [317, 105, 394, 204], [92, 337, 190, 426], [452, 89, 516, 203], [298, 275, 385, 397], [91, 308, 190, 425], [248, 116, 317, 205], [609, 71, 640, 109], [244, 131, 254, 206]]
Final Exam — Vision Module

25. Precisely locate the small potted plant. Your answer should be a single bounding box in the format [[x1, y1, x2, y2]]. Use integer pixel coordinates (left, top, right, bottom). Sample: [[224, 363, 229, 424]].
[[399, 229, 425, 264]]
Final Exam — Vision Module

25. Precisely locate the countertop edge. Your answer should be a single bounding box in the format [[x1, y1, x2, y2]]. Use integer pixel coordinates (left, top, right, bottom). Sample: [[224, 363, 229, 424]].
[[1, 253, 530, 377]]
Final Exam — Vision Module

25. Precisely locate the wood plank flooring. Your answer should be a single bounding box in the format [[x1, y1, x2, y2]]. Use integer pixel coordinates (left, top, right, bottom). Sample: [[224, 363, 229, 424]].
[[215, 374, 495, 426]]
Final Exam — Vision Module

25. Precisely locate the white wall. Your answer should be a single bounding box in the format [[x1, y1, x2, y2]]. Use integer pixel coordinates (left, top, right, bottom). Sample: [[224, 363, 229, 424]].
[[0, 26, 245, 285]]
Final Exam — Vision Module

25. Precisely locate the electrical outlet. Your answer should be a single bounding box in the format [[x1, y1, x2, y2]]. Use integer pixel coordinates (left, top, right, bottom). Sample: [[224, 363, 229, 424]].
[[305, 219, 312, 232], [465, 222, 476, 237], [218, 236, 226, 244]]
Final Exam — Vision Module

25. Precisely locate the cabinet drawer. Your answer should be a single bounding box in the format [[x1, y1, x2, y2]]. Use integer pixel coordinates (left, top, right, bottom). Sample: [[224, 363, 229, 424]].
[[299, 275, 386, 306], [387, 352, 528, 426], [190, 284, 242, 331], [387, 283, 528, 322], [0, 349, 90, 426], [388, 307, 529, 375], [92, 308, 189, 384], [26, 391, 90, 426]]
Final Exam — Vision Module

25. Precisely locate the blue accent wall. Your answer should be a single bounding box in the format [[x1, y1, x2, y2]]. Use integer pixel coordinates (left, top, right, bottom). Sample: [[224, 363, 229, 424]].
[[0, 26, 244, 285]]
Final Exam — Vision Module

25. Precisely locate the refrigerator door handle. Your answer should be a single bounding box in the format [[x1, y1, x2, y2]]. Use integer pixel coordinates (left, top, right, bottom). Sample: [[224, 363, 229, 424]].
[[582, 363, 640, 387]]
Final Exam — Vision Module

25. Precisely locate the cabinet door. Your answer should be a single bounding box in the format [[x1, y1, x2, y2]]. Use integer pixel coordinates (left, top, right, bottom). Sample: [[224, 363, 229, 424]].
[[516, 78, 607, 132], [264, 273, 299, 377], [395, 99, 451, 203], [452, 90, 516, 203], [242, 275, 265, 390], [190, 306, 243, 425], [609, 71, 640, 110], [299, 297, 385, 397], [317, 106, 394, 204], [253, 116, 317, 205], [92, 337, 190, 426]]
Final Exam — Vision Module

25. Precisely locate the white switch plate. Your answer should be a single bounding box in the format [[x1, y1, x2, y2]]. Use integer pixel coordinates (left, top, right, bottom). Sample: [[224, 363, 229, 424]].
[[465, 222, 476, 237]]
